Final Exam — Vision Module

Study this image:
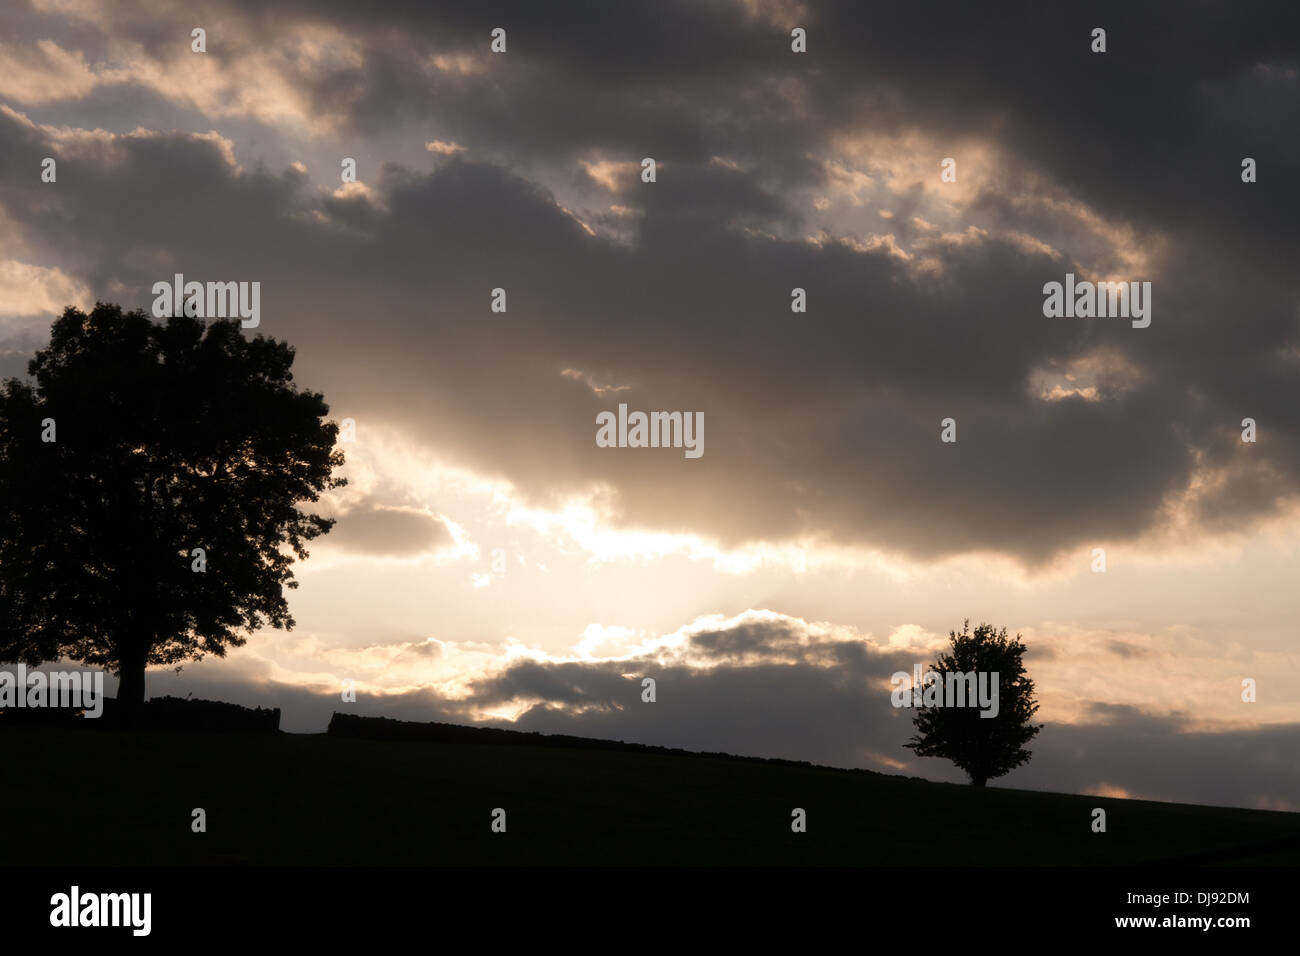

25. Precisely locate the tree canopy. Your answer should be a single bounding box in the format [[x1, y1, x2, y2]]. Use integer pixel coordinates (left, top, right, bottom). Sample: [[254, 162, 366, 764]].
[[0, 303, 345, 707], [904, 620, 1042, 786]]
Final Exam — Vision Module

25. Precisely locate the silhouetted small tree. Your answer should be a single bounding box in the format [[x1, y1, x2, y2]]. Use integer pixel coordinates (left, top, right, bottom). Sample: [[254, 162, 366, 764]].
[[904, 620, 1042, 786], [0, 304, 345, 710]]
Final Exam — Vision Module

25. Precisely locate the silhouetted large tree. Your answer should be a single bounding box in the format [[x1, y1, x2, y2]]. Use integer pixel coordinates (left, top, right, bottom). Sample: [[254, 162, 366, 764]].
[[904, 621, 1042, 786], [0, 304, 345, 709]]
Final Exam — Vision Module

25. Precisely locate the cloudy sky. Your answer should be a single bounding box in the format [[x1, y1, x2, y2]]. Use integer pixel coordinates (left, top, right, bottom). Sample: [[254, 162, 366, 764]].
[[1, 0, 1298, 810]]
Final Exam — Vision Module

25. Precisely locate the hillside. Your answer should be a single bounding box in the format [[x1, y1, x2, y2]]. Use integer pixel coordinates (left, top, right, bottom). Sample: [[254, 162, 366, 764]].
[[2, 724, 1297, 866]]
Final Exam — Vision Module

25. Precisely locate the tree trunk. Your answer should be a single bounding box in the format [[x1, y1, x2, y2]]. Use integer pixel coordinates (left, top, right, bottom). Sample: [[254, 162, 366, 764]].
[[970, 775, 987, 787], [116, 651, 147, 714]]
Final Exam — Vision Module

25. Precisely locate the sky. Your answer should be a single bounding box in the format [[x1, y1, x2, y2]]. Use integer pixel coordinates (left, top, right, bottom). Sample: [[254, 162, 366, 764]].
[[0, 0, 1298, 811]]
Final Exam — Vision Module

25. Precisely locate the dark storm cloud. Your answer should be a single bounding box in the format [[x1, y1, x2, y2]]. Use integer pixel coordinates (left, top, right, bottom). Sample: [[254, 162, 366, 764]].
[[188, 0, 1300, 283], [0, 0, 1297, 565], [19, 0, 1299, 252], [1104, 640, 1152, 660], [325, 502, 452, 556], [685, 618, 814, 662], [0, 103, 1291, 564], [468, 659, 634, 707], [1014, 709, 1300, 811]]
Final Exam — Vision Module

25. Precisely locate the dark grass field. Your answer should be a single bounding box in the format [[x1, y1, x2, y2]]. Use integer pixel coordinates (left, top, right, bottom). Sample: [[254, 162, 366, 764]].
[[3, 727, 1298, 866]]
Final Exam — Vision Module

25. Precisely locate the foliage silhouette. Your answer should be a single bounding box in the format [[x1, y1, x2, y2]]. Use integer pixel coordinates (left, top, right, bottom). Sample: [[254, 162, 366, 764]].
[[903, 620, 1042, 786], [0, 303, 345, 711]]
